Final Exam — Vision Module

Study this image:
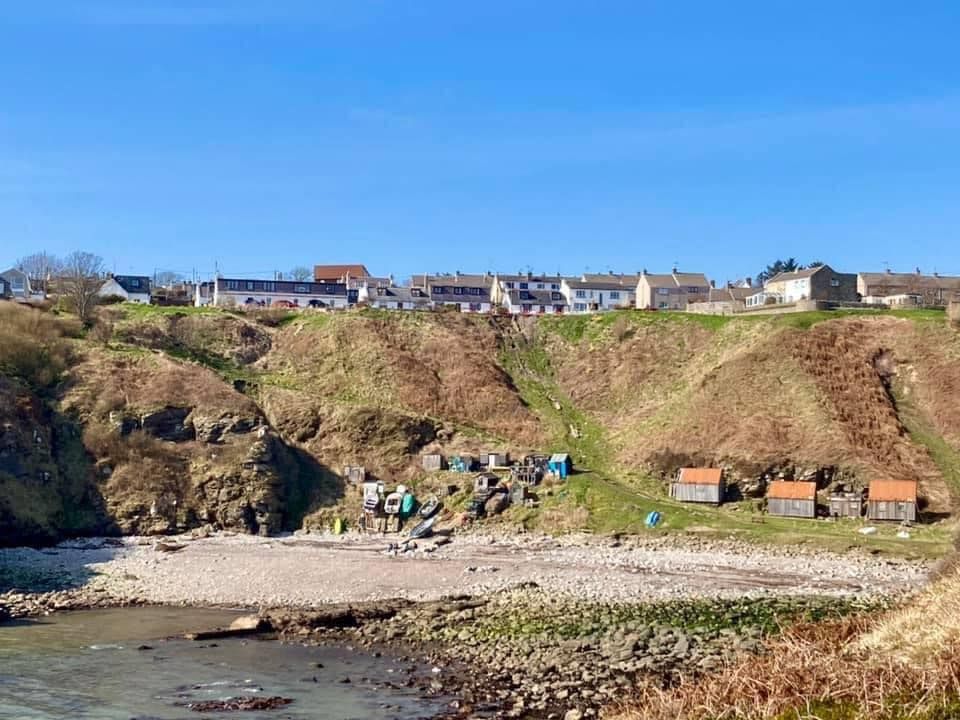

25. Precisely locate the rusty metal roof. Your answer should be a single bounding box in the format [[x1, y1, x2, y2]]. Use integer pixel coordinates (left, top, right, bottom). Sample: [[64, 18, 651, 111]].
[[677, 468, 723, 485], [767, 481, 817, 500], [868, 480, 918, 502]]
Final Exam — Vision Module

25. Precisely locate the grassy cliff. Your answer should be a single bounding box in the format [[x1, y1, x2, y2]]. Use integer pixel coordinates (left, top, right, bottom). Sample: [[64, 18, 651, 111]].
[[2, 302, 958, 552]]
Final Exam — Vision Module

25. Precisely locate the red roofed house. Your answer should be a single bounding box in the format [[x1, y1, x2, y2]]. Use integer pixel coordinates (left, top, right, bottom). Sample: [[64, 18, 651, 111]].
[[670, 467, 725, 505], [767, 481, 818, 519], [867, 480, 918, 522], [313, 264, 371, 284]]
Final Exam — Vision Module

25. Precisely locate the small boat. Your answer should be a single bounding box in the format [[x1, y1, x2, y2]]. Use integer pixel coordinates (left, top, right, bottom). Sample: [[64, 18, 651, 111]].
[[418, 496, 441, 519], [407, 514, 438, 540], [383, 492, 403, 515]]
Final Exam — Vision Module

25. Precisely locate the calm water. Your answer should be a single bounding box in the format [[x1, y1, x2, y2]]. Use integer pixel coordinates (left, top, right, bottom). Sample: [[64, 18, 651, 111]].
[[0, 607, 446, 720]]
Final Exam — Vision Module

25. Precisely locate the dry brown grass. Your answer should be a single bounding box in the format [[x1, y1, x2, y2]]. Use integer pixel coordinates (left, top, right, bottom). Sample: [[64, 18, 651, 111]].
[[61, 349, 257, 419], [860, 567, 960, 666], [269, 312, 546, 448], [0, 302, 80, 389], [607, 614, 960, 720]]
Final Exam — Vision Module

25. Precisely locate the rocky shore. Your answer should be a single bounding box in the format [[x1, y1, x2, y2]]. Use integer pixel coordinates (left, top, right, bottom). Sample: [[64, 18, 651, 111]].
[[262, 587, 887, 719], [0, 532, 926, 718]]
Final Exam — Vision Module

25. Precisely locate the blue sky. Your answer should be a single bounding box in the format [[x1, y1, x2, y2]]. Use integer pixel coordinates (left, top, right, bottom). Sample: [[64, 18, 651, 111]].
[[2, 1, 959, 283]]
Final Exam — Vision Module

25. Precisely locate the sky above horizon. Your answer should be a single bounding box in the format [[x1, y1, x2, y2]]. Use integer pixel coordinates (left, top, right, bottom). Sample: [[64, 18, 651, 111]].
[[2, 1, 959, 284]]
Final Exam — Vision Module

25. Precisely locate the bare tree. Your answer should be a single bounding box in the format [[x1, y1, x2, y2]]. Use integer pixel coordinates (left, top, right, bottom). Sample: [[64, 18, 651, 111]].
[[16, 252, 62, 294], [61, 251, 104, 323], [289, 266, 312, 281], [154, 270, 184, 287]]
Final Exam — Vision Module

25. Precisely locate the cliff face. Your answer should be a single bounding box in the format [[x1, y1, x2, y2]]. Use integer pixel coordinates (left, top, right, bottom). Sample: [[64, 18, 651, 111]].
[[1, 302, 958, 546]]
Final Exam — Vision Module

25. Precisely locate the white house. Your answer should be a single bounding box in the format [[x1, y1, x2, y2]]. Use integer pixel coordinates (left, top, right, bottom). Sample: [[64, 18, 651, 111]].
[[491, 273, 565, 307], [359, 283, 432, 310], [210, 277, 355, 309], [98, 275, 152, 304], [561, 275, 637, 313], [502, 288, 569, 315], [0, 268, 34, 301]]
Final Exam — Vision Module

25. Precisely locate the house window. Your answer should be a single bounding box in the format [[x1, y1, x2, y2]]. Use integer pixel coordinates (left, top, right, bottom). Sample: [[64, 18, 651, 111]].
[[264, 281, 274, 292], [574, 303, 587, 312], [536, 283, 544, 290], [453, 287, 464, 295], [130, 279, 140, 288], [469, 303, 482, 312], [688, 287, 699, 293], [244, 281, 254, 290], [539, 305, 546, 313], [519, 282, 528, 289], [657, 288, 670, 295], [551, 292, 562, 301], [432, 286, 443, 294], [658, 301, 668, 309], [609, 291, 620, 300], [830, 279, 841, 287], [227, 280, 239, 290], [504, 282, 514, 289], [469, 287, 481, 295], [551, 283, 559, 290], [575, 290, 586, 298]]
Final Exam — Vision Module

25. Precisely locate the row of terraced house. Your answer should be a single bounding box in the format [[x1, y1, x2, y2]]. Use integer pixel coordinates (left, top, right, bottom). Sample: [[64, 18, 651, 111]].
[[196, 263, 960, 316], [3, 262, 958, 315]]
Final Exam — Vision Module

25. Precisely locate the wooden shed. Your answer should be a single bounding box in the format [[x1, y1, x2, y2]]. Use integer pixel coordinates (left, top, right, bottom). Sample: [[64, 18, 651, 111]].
[[421, 453, 447, 472], [828, 491, 863, 519], [474, 472, 500, 495], [767, 481, 817, 519], [670, 468, 725, 505], [343, 465, 366, 485], [867, 480, 918, 522], [483, 452, 510, 469]]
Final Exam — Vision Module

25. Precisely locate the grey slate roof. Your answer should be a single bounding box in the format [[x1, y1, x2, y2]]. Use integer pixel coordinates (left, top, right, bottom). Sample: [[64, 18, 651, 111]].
[[112, 275, 152, 294], [507, 288, 568, 306]]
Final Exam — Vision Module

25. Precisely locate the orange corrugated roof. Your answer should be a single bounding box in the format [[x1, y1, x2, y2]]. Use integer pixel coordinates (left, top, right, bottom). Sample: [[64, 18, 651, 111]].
[[313, 264, 370, 281], [767, 481, 817, 500], [677, 468, 723, 485], [869, 480, 918, 502]]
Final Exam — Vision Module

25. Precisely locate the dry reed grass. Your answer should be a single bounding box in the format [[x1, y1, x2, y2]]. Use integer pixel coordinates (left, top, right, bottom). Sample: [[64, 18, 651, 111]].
[[608, 613, 960, 720]]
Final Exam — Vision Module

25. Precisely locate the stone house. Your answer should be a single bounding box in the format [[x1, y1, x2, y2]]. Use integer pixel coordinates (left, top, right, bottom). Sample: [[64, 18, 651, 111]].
[[858, 270, 960, 306], [635, 270, 711, 310], [746, 264, 857, 309]]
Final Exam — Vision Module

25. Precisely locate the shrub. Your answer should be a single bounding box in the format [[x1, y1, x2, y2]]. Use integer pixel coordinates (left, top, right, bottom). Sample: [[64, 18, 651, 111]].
[[0, 303, 79, 390]]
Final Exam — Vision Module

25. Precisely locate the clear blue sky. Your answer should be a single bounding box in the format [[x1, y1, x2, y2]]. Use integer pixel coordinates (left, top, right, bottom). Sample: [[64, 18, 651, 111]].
[[2, 1, 959, 283]]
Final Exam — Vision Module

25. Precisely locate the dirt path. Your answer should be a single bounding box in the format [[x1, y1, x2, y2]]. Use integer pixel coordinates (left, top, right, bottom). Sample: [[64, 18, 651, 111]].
[[0, 532, 928, 609]]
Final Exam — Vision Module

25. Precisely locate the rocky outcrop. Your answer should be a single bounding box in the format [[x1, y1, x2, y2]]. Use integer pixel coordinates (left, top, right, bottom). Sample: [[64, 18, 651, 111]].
[[195, 433, 287, 535]]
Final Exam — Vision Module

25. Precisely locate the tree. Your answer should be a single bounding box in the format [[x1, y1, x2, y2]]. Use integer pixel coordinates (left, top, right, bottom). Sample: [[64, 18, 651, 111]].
[[289, 266, 312, 281], [756, 258, 800, 286], [154, 271, 184, 287], [61, 251, 104, 324], [16, 252, 62, 293]]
